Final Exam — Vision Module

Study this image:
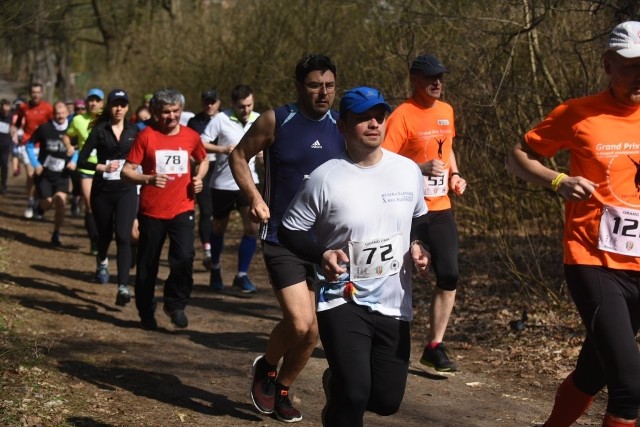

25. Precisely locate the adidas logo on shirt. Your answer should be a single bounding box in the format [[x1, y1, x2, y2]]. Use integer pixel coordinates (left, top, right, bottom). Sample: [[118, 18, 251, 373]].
[[310, 140, 323, 149]]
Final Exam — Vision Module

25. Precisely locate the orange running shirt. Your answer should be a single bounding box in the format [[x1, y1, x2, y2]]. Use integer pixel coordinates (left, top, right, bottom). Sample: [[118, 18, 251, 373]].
[[382, 98, 456, 211], [525, 90, 640, 271]]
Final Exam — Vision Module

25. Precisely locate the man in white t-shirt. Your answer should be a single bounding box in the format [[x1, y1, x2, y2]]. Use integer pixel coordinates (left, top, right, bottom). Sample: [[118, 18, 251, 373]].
[[278, 86, 431, 426], [201, 85, 260, 293]]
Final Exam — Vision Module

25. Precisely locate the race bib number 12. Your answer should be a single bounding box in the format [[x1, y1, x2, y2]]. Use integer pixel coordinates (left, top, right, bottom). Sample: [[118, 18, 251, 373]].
[[598, 205, 640, 257], [155, 149, 188, 175]]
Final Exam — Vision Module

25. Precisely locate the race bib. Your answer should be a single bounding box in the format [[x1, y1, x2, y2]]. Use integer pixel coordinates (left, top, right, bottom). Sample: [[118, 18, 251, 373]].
[[598, 205, 640, 257], [155, 149, 188, 175], [348, 233, 404, 280], [43, 155, 65, 172], [0, 121, 9, 134], [103, 159, 124, 180], [424, 169, 449, 197]]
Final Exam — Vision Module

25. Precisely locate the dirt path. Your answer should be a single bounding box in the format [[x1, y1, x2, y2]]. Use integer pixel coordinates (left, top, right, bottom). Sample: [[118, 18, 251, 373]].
[[0, 156, 608, 423]]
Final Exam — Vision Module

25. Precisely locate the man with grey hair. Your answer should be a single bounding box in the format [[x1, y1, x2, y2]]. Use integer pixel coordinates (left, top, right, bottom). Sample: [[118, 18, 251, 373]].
[[122, 88, 209, 331]]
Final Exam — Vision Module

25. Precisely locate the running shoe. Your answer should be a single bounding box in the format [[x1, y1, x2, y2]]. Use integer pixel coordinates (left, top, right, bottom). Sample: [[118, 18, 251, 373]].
[[163, 305, 188, 328], [250, 355, 277, 414], [420, 343, 458, 372], [34, 203, 44, 220], [140, 316, 157, 331], [209, 268, 224, 291], [115, 284, 131, 306], [95, 264, 109, 284], [233, 275, 257, 293], [274, 388, 302, 423], [202, 249, 212, 270], [23, 202, 34, 219], [51, 231, 61, 247]]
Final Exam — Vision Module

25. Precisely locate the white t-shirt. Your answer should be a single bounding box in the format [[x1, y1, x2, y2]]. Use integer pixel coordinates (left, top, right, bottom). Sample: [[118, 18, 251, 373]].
[[202, 109, 260, 190], [281, 149, 427, 321], [179, 111, 195, 126]]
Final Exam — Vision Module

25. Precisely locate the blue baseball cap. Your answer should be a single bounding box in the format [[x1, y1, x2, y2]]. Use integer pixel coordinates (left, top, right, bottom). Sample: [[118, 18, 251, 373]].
[[339, 86, 391, 115], [86, 88, 104, 100]]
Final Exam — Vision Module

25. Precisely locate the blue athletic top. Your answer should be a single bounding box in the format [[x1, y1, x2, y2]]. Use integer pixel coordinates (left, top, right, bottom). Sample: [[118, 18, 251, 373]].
[[261, 103, 344, 243]]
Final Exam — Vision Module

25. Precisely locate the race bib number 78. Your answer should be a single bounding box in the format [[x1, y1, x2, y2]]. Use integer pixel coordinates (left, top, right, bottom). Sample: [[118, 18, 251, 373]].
[[155, 149, 188, 175]]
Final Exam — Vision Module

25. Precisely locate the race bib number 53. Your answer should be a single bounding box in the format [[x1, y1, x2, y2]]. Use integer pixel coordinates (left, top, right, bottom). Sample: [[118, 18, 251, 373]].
[[155, 149, 188, 175], [348, 233, 404, 280], [424, 169, 449, 197], [598, 205, 640, 257]]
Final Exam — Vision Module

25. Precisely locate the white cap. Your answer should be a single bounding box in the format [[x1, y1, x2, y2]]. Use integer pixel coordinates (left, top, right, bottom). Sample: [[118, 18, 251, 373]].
[[607, 21, 640, 58]]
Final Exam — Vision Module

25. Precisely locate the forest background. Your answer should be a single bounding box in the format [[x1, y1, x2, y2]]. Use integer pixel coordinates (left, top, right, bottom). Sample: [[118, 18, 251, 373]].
[[1, 0, 638, 300]]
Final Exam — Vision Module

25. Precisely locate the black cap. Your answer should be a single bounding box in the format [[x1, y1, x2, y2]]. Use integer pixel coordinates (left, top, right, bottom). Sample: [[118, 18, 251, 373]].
[[201, 90, 218, 102], [410, 54, 448, 76], [107, 89, 129, 104]]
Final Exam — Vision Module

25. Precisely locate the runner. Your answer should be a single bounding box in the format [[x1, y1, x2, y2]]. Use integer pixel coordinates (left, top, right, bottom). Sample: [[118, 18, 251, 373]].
[[77, 89, 138, 306], [187, 89, 221, 269], [506, 21, 640, 427], [278, 86, 430, 426], [63, 88, 104, 255], [0, 99, 14, 194], [230, 54, 344, 422], [26, 101, 76, 245], [121, 88, 208, 330], [15, 83, 54, 218], [202, 85, 260, 292], [382, 53, 467, 372]]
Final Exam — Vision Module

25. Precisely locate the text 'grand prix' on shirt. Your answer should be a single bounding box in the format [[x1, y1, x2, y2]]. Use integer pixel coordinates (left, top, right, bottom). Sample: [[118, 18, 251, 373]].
[[382, 98, 456, 212], [525, 90, 640, 271]]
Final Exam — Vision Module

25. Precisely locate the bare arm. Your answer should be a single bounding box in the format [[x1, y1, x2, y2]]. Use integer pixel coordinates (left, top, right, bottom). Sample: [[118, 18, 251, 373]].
[[191, 157, 209, 194], [121, 161, 168, 188], [448, 151, 467, 195], [506, 140, 597, 201], [229, 109, 276, 223]]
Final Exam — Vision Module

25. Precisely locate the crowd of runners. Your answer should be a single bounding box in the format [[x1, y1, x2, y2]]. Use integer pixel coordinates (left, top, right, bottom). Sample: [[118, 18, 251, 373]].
[[1, 20, 640, 427]]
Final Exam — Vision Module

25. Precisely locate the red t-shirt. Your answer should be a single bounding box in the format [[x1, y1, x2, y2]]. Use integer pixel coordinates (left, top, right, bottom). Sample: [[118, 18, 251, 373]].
[[382, 98, 456, 211], [18, 101, 54, 144], [525, 90, 640, 271], [127, 125, 206, 219]]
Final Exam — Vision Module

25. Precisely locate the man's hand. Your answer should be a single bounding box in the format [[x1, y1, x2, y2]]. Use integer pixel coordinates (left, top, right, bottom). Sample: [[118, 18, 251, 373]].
[[151, 174, 168, 188], [248, 197, 270, 224], [66, 145, 75, 157], [557, 175, 598, 201], [34, 165, 43, 176], [66, 161, 76, 171], [321, 249, 349, 282], [419, 159, 446, 176], [411, 242, 431, 275], [450, 174, 467, 196], [192, 175, 203, 194]]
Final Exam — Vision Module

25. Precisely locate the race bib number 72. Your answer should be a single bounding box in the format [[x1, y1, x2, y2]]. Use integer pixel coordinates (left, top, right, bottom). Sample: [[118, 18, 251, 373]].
[[155, 149, 188, 175], [348, 233, 403, 280]]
